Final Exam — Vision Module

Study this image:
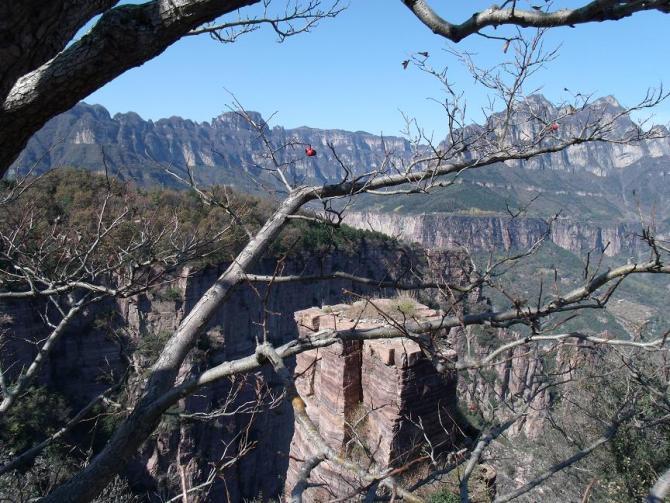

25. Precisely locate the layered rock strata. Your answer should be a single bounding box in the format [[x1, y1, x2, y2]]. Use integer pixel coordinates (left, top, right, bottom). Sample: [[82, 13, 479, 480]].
[[285, 301, 461, 501], [14, 96, 670, 186], [344, 212, 642, 257]]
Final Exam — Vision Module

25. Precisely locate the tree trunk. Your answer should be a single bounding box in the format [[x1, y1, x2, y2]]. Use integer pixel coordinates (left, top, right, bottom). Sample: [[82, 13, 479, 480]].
[[0, 0, 258, 178]]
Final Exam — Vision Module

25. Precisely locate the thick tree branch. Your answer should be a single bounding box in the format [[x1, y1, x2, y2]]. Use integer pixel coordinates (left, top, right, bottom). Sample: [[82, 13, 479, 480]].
[[39, 186, 313, 503], [402, 0, 670, 43], [0, 1, 118, 99], [459, 413, 526, 502], [1, 0, 259, 176]]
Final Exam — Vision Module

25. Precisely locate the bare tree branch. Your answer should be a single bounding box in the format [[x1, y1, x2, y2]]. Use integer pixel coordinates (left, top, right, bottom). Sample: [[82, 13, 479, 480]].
[[402, 0, 670, 43]]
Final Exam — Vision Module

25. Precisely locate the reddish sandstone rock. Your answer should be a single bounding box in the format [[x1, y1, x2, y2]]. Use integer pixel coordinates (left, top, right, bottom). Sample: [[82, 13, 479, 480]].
[[285, 302, 461, 500]]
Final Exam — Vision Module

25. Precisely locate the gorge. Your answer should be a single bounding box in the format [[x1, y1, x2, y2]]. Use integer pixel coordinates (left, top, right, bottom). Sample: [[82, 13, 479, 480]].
[[2, 95, 669, 502]]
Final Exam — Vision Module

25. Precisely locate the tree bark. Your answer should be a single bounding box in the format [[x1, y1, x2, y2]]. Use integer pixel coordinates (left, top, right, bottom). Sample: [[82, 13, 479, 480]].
[[402, 0, 670, 43], [0, 0, 259, 178], [0, 1, 118, 98]]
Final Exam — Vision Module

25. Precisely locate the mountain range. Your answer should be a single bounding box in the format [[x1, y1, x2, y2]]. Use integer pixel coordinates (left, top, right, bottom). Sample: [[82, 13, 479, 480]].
[[10, 96, 670, 229]]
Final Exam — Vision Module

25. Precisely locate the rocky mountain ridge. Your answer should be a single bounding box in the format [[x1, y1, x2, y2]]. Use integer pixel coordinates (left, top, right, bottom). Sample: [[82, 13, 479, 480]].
[[11, 102, 411, 189], [12, 97, 670, 189], [457, 94, 670, 174], [12, 97, 670, 237]]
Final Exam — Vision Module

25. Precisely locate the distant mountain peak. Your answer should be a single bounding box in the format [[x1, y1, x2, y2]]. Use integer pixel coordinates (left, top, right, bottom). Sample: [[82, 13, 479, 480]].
[[213, 110, 265, 129], [522, 94, 556, 110], [594, 95, 622, 108]]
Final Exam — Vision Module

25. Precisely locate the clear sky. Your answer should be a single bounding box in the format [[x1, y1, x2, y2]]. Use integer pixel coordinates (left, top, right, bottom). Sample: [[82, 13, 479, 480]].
[[86, 1, 670, 139]]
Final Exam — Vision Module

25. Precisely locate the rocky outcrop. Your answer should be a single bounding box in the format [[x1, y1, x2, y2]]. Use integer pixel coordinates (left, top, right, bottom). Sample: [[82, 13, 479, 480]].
[[453, 323, 612, 442], [120, 248, 442, 501], [0, 244, 470, 501], [454, 327, 552, 439], [344, 211, 643, 257], [285, 301, 463, 501]]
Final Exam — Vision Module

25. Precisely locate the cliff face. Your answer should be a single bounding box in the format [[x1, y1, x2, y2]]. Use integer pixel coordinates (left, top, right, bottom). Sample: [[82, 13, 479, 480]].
[[454, 327, 552, 440], [283, 301, 579, 500], [0, 244, 469, 501], [344, 211, 642, 257], [14, 98, 670, 242], [0, 241, 593, 501], [119, 247, 440, 501], [285, 302, 463, 501], [10, 103, 411, 189], [459, 95, 670, 174]]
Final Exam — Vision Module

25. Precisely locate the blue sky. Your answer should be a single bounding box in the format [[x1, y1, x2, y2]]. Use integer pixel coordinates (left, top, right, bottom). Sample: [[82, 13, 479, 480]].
[[86, 1, 670, 139]]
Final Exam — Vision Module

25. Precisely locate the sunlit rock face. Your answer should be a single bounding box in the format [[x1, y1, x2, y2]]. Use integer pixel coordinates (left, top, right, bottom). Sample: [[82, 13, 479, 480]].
[[283, 300, 572, 501], [344, 211, 643, 257], [285, 301, 463, 501], [458, 95, 670, 174], [13, 96, 670, 189], [12, 103, 413, 188]]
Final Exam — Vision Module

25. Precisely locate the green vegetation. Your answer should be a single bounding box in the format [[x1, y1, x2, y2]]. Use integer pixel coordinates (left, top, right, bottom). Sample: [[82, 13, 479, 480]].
[[395, 296, 418, 316], [0, 387, 70, 454], [420, 464, 494, 503], [155, 286, 182, 302], [609, 418, 670, 501], [135, 329, 174, 362], [469, 325, 504, 350], [426, 489, 460, 503], [271, 217, 397, 257], [344, 294, 420, 320], [0, 169, 400, 281]]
